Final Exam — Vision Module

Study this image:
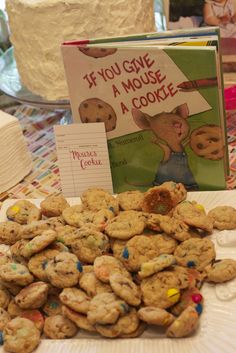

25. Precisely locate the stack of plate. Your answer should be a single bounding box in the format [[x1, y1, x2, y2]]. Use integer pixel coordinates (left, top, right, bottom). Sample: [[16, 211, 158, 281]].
[[0, 110, 32, 193]]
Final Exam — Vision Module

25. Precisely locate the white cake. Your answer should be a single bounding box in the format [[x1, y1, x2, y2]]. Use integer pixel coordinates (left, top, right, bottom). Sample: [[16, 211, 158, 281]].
[[6, 0, 156, 101]]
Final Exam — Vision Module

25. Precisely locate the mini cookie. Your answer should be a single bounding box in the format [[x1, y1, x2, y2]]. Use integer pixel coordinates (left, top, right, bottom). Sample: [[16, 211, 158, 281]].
[[95, 308, 139, 338], [0, 250, 12, 266], [138, 254, 176, 279], [20, 230, 57, 258], [158, 215, 191, 242], [0, 308, 11, 330], [6, 201, 41, 225], [45, 252, 83, 288], [59, 287, 90, 314], [55, 225, 78, 247], [142, 182, 187, 215], [79, 98, 117, 132], [120, 321, 147, 338], [141, 268, 189, 309], [109, 274, 141, 306], [94, 255, 131, 283], [79, 270, 112, 297], [138, 307, 175, 326], [81, 188, 119, 214], [105, 212, 145, 240], [43, 314, 78, 339], [173, 201, 213, 233], [208, 206, 236, 230], [151, 234, 178, 254], [117, 190, 144, 211], [143, 213, 162, 232], [4, 317, 40, 353], [166, 305, 199, 338], [92, 209, 115, 231], [87, 292, 129, 325], [78, 47, 117, 58], [61, 305, 96, 332], [119, 235, 160, 272], [15, 282, 49, 309], [160, 182, 187, 206], [70, 227, 110, 264], [48, 241, 69, 252], [28, 249, 60, 281], [7, 300, 24, 318], [0, 221, 22, 245], [10, 240, 29, 264], [20, 310, 44, 332], [20, 220, 51, 239], [190, 124, 224, 160], [205, 259, 236, 283], [174, 238, 216, 271], [20, 218, 65, 239], [1, 281, 22, 296], [0, 287, 11, 309], [62, 205, 91, 227], [111, 239, 128, 259], [171, 287, 203, 316], [0, 263, 34, 286], [42, 295, 62, 316], [40, 193, 70, 217]]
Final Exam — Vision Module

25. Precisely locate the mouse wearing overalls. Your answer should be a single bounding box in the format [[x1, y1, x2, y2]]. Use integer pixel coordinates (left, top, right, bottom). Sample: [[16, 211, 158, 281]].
[[131, 103, 199, 190]]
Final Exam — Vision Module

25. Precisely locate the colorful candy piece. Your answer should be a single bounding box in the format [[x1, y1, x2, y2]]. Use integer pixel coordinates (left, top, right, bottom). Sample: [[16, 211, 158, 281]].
[[192, 293, 203, 304], [122, 247, 129, 259], [167, 288, 180, 304]]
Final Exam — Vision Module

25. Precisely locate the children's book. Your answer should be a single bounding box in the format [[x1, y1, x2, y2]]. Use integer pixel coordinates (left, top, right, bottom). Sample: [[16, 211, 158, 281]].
[[61, 28, 228, 192]]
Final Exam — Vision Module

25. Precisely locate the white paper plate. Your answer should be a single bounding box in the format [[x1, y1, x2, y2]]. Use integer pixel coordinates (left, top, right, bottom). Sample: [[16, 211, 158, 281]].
[[1, 190, 236, 353]]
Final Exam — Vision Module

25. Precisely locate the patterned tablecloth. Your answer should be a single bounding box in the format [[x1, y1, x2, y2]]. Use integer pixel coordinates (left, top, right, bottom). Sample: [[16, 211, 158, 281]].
[[0, 101, 236, 202]]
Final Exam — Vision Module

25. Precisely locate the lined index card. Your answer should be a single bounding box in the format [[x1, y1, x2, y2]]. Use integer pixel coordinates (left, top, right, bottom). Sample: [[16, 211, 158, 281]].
[[54, 123, 113, 197]]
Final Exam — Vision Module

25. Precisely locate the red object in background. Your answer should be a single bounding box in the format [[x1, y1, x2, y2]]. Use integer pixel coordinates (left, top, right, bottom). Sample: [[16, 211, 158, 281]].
[[224, 86, 236, 111]]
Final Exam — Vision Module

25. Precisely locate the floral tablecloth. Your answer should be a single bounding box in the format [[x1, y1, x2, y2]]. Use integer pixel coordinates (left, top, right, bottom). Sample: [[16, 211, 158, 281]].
[[0, 101, 236, 202]]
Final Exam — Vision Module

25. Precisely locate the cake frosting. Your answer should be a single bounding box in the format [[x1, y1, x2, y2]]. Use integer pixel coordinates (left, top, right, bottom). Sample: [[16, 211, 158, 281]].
[[6, 0, 156, 101]]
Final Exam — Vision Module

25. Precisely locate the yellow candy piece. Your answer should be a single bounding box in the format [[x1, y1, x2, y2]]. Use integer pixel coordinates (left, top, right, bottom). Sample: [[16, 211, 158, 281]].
[[167, 288, 180, 303], [10, 206, 20, 213], [195, 204, 205, 212]]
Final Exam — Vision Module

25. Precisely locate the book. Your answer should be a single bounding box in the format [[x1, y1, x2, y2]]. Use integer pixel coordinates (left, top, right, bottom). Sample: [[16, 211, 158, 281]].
[[61, 28, 228, 193], [165, 0, 236, 84]]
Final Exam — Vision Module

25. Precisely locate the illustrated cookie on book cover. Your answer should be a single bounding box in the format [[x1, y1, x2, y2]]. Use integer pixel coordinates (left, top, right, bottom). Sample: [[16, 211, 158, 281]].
[[78, 47, 117, 58], [79, 98, 117, 132], [190, 125, 224, 160]]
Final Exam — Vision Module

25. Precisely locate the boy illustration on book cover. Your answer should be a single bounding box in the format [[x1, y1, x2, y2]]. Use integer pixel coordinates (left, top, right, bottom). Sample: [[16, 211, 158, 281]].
[[62, 45, 226, 192]]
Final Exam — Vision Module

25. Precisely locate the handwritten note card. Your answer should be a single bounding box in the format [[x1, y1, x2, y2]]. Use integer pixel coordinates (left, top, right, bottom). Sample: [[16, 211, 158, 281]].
[[54, 123, 113, 197]]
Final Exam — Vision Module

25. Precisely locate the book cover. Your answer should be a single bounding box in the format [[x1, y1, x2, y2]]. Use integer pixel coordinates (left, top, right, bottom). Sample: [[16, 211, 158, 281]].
[[62, 42, 227, 192], [165, 0, 236, 82]]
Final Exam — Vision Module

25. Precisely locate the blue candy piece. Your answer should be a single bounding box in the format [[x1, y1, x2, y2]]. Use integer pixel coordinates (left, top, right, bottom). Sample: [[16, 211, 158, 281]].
[[0, 331, 4, 345], [120, 303, 129, 313], [187, 260, 196, 268], [109, 206, 115, 214], [50, 302, 59, 309], [42, 260, 48, 270], [195, 303, 203, 315], [122, 247, 129, 259], [77, 261, 83, 272]]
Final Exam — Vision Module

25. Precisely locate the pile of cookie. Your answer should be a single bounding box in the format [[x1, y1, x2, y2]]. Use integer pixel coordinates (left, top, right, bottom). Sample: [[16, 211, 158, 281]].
[[0, 182, 236, 353]]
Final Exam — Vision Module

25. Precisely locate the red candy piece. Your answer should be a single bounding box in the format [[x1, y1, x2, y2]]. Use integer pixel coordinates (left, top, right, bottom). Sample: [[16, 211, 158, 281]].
[[191, 293, 203, 304]]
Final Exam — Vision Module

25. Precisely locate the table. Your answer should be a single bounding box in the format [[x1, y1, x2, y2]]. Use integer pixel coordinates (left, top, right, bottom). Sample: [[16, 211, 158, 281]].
[[0, 100, 236, 202]]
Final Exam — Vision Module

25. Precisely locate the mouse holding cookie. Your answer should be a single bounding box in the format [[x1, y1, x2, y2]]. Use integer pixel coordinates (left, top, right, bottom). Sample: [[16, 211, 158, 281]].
[[132, 103, 224, 191]]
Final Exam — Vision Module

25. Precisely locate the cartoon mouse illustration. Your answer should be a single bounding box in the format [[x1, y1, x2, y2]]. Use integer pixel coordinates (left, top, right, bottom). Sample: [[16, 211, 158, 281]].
[[131, 103, 199, 190]]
